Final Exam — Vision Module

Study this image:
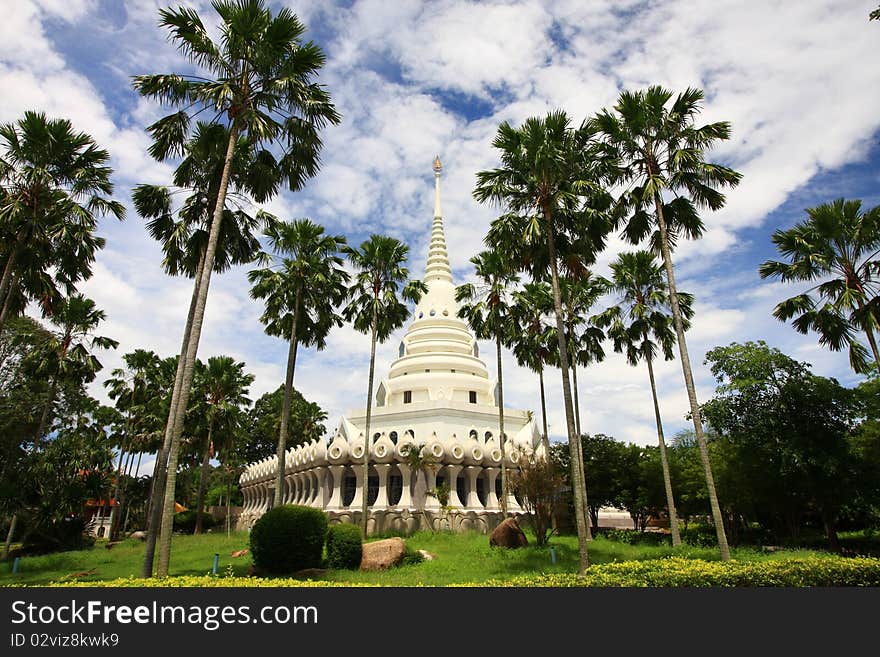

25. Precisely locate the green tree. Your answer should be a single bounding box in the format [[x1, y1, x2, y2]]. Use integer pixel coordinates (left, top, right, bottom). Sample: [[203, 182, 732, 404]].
[[475, 111, 613, 573], [594, 250, 695, 546], [509, 282, 554, 452], [456, 249, 519, 516], [0, 111, 124, 331], [759, 199, 880, 374], [589, 86, 742, 560], [702, 341, 857, 550], [343, 235, 425, 534], [26, 295, 118, 443], [191, 356, 253, 533], [103, 349, 162, 539], [248, 218, 347, 508], [244, 385, 327, 464], [134, 0, 340, 577]]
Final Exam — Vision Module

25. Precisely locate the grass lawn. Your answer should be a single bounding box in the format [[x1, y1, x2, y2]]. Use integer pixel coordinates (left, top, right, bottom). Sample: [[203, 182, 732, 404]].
[[0, 529, 836, 587]]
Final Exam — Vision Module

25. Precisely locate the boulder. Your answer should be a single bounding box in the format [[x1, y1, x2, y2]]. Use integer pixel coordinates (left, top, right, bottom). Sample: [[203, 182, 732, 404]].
[[489, 517, 528, 549], [129, 531, 147, 541], [230, 549, 249, 558], [360, 537, 407, 571]]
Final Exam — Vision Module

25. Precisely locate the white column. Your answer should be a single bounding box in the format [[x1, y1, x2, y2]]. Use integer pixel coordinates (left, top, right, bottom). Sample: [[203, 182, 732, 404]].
[[306, 470, 319, 507], [397, 464, 413, 509], [423, 467, 440, 510], [446, 464, 464, 508], [326, 465, 345, 510], [283, 475, 293, 504], [350, 465, 366, 510], [373, 464, 391, 510], [465, 466, 483, 509], [484, 468, 500, 510]]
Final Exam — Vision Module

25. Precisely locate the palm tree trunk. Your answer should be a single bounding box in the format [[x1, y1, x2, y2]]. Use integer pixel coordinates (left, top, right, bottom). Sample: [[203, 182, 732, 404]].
[[361, 302, 379, 535], [141, 247, 207, 577], [3, 513, 17, 558], [109, 414, 131, 541], [155, 125, 239, 578], [495, 331, 508, 517], [274, 286, 302, 508], [0, 248, 17, 333], [538, 365, 549, 453], [34, 376, 58, 442], [544, 207, 590, 574], [569, 359, 591, 539], [645, 351, 681, 546], [654, 193, 730, 561], [194, 421, 214, 535], [226, 478, 231, 537]]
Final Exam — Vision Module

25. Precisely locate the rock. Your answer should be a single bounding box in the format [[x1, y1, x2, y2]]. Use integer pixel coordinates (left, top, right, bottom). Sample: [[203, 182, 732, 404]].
[[418, 549, 436, 561], [230, 549, 249, 558], [489, 517, 529, 549], [104, 541, 123, 550], [129, 531, 147, 541], [360, 537, 407, 571]]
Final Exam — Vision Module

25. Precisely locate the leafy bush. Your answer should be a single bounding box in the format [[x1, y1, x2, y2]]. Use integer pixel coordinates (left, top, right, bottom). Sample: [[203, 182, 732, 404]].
[[173, 510, 216, 534], [598, 528, 668, 546], [250, 505, 328, 575], [679, 524, 721, 548], [326, 524, 363, 570], [492, 557, 880, 587], [21, 516, 95, 555]]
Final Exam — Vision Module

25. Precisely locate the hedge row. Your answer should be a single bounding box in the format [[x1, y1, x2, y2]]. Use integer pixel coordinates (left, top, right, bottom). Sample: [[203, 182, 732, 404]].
[[37, 556, 880, 587], [492, 557, 880, 588]]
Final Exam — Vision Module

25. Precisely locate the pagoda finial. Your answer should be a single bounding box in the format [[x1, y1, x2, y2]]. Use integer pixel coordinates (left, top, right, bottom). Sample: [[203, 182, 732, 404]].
[[433, 155, 442, 174]]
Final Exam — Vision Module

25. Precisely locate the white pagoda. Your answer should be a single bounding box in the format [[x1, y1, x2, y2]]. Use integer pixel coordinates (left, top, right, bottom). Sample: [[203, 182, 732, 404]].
[[238, 157, 542, 534]]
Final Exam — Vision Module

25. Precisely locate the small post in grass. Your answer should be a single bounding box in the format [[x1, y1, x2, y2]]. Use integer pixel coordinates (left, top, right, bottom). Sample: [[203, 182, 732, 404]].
[[12, 556, 20, 574], [212, 553, 219, 575], [550, 547, 556, 565]]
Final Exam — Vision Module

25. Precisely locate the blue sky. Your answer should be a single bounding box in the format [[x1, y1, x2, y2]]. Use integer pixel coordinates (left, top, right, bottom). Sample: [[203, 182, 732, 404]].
[[3, 1, 880, 474]]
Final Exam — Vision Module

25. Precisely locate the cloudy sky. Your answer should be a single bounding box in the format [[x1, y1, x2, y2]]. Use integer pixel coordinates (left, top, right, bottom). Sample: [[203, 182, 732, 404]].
[[3, 1, 880, 472]]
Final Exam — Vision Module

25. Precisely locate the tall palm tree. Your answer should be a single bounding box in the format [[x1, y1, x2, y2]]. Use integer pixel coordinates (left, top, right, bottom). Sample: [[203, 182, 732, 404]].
[[191, 356, 253, 534], [0, 111, 125, 331], [759, 198, 880, 374], [474, 111, 612, 573], [589, 86, 742, 560], [343, 235, 426, 534], [456, 249, 519, 516], [133, 122, 276, 577], [134, 0, 340, 577], [509, 282, 554, 452], [248, 218, 348, 508], [594, 250, 696, 546]]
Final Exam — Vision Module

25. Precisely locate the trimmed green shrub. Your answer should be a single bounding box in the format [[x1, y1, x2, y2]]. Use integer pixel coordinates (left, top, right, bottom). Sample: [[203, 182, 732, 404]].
[[173, 510, 216, 534], [326, 524, 363, 570], [250, 505, 328, 575], [488, 557, 880, 587]]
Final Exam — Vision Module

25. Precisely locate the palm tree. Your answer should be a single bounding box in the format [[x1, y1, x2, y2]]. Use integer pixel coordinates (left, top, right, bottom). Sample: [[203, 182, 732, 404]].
[[509, 282, 554, 452], [0, 111, 125, 331], [594, 250, 696, 546], [248, 218, 348, 508], [474, 111, 612, 573], [589, 86, 742, 560], [27, 294, 118, 442], [134, 0, 340, 577], [759, 199, 880, 374], [191, 356, 253, 534], [456, 249, 519, 516], [343, 235, 426, 534], [104, 349, 161, 540], [133, 122, 276, 577]]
